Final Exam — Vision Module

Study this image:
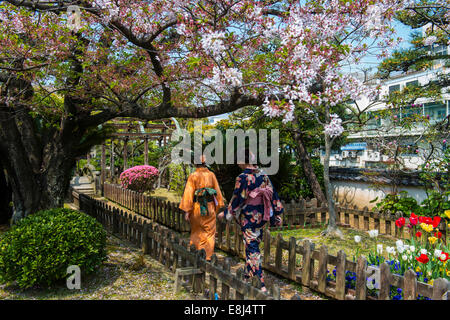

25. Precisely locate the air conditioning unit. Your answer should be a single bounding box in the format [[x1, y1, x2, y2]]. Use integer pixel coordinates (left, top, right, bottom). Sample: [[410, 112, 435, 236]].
[[367, 151, 381, 162], [342, 151, 349, 158], [372, 151, 381, 161]]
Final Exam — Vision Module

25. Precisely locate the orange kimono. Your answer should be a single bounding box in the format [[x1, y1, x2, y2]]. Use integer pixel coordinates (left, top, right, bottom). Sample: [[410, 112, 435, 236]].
[[179, 167, 224, 260]]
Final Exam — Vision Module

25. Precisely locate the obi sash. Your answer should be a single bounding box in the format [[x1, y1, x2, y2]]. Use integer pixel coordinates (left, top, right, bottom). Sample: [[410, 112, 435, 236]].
[[245, 187, 273, 222], [194, 187, 218, 216]]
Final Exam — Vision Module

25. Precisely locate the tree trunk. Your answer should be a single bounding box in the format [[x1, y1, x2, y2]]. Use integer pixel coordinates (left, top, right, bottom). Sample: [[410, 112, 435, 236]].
[[0, 107, 78, 223], [292, 126, 327, 205], [3, 144, 76, 223], [321, 135, 343, 239], [0, 163, 12, 224]]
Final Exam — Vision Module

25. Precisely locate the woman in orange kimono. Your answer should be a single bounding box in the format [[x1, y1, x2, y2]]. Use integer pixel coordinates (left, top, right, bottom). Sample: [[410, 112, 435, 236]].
[[179, 158, 224, 260]]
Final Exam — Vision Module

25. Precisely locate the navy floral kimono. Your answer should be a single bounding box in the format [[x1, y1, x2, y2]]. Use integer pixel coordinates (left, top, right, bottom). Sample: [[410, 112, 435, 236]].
[[224, 167, 283, 288]]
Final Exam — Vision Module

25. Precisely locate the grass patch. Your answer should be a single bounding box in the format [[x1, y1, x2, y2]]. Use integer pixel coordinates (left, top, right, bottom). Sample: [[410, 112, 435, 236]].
[[147, 188, 182, 203], [270, 226, 397, 261]]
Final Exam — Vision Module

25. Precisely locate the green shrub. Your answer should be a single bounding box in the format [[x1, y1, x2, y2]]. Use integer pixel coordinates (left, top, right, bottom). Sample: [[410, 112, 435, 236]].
[[273, 154, 325, 201], [0, 208, 107, 289], [371, 191, 420, 214], [168, 163, 193, 196]]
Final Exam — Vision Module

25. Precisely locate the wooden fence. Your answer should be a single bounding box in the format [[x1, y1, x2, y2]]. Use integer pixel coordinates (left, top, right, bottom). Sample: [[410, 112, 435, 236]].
[[100, 183, 450, 300], [104, 183, 191, 233], [282, 198, 448, 243], [104, 183, 448, 242], [75, 189, 281, 300]]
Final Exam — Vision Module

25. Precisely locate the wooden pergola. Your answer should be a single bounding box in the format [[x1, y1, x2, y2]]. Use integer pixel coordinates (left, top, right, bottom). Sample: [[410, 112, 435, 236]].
[[98, 118, 176, 192]]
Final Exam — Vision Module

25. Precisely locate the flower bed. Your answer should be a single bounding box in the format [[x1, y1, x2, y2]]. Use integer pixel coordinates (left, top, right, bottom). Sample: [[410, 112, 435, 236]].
[[326, 263, 432, 300], [326, 211, 450, 300]]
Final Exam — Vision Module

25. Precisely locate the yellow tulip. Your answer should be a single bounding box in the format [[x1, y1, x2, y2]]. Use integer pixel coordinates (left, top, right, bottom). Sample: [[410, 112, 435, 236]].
[[429, 279, 434, 286], [416, 266, 421, 272], [420, 223, 434, 233], [445, 210, 450, 219], [428, 236, 438, 245]]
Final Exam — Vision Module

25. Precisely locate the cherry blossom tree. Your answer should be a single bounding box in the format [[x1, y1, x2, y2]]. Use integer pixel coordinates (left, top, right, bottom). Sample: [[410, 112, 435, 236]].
[[1, 0, 411, 225], [0, 0, 266, 221], [249, 0, 411, 237]]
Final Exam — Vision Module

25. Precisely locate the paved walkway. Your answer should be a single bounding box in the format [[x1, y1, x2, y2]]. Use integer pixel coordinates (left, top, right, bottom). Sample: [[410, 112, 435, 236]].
[[70, 176, 95, 195]]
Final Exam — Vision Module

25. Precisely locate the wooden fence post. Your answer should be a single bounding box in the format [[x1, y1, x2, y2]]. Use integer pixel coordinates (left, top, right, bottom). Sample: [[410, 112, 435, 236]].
[[209, 255, 219, 300], [164, 231, 172, 269], [335, 250, 346, 300], [355, 255, 367, 300], [222, 258, 231, 300], [288, 237, 297, 281], [403, 269, 417, 300], [270, 283, 281, 300], [432, 278, 448, 300], [301, 240, 312, 287], [152, 225, 159, 260], [379, 262, 391, 300], [180, 239, 187, 267], [275, 233, 283, 272], [159, 229, 166, 264], [235, 267, 245, 300], [142, 222, 149, 254], [193, 249, 205, 293], [317, 245, 328, 293], [112, 208, 119, 234], [172, 234, 179, 271], [354, 210, 360, 229]]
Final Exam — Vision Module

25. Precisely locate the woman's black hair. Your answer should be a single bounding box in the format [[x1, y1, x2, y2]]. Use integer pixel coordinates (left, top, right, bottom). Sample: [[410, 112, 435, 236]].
[[234, 147, 256, 165]]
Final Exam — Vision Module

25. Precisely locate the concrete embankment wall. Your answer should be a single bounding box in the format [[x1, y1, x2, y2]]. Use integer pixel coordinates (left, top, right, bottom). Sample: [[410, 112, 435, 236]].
[[330, 167, 438, 210]]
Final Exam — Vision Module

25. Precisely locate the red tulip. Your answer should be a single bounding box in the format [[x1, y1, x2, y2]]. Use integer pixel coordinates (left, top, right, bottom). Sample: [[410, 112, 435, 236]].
[[409, 213, 418, 226], [423, 217, 433, 225], [432, 216, 441, 228], [415, 254, 429, 264], [434, 231, 442, 239], [415, 231, 422, 238], [395, 217, 405, 228], [439, 252, 449, 262]]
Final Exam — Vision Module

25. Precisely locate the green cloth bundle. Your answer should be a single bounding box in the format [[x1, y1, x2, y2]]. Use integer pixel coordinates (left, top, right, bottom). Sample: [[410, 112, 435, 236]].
[[194, 187, 218, 216]]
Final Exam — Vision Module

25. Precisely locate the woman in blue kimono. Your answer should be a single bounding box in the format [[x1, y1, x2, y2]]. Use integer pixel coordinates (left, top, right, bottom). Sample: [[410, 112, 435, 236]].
[[218, 150, 283, 291]]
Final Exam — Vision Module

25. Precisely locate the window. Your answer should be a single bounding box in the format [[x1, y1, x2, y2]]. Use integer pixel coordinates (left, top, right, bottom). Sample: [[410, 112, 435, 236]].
[[389, 84, 400, 94], [365, 111, 382, 129], [424, 102, 447, 122], [402, 105, 422, 119], [406, 80, 419, 88], [432, 44, 449, 69], [434, 44, 448, 56]]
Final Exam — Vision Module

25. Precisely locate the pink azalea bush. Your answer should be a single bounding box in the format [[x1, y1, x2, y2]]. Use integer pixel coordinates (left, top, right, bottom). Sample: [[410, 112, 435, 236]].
[[119, 165, 159, 193]]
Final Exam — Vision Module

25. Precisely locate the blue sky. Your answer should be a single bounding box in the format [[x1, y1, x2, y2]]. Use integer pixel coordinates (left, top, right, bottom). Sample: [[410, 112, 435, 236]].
[[354, 20, 415, 71]]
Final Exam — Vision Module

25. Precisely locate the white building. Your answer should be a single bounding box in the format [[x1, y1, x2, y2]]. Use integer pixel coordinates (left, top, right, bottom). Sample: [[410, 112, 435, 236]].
[[329, 41, 449, 170]]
